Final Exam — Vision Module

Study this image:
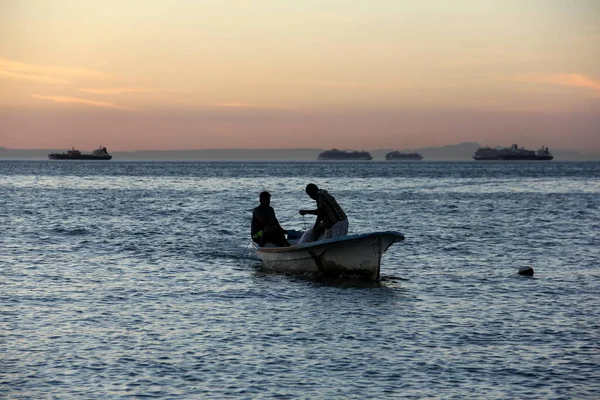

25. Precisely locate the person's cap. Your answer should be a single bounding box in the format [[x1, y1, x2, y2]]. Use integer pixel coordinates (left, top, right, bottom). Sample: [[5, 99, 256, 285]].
[[259, 191, 271, 199]]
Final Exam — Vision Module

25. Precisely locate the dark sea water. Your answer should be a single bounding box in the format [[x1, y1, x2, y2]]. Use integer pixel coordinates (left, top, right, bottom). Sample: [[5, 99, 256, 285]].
[[2, 160, 599, 399]]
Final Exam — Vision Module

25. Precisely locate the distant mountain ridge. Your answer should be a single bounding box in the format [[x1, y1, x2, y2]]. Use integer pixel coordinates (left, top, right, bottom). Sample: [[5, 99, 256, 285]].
[[1, 143, 599, 161]]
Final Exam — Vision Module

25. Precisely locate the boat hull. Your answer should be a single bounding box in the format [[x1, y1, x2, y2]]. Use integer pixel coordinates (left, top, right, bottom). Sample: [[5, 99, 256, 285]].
[[254, 231, 404, 280], [385, 156, 423, 161], [48, 154, 112, 160], [473, 155, 553, 160], [317, 149, 373, 160], [317, 156, 373, 160]]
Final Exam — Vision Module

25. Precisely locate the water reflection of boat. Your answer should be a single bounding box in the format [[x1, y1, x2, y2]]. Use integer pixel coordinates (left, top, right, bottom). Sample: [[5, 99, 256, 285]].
[[473, 144, 553, 160], [385, 151, 423, 161], [317, 149, 373, 160], [48, 146, 112, 160], [254, 231, 404, 281]]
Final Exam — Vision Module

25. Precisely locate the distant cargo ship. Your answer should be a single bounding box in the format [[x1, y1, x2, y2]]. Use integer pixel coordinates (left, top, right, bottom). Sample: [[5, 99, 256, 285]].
[[317, 149, 373, 160], [48, 146, 112, 160], [473, 144, 553, 161], [385, 151, 423, 161]]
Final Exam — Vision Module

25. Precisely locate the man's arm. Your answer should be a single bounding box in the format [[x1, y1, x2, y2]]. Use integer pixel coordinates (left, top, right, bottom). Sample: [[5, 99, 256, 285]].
[[269, 207, 285, 232], [299, 209, 318, 216], [299, 206, 324, 231], [312, 209, 323, 232]]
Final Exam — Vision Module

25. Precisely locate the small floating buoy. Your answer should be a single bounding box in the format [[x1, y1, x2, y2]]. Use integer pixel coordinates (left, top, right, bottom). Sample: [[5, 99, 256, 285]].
[[518, 266, 534, 276]]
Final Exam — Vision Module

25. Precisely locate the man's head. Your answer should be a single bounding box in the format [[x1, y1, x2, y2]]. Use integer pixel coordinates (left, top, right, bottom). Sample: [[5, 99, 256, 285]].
[[305, 183, 319, 200], [259, 191, 271, 205]]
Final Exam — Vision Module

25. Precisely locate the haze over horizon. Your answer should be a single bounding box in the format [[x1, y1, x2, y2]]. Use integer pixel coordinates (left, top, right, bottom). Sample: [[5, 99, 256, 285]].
[[1, 0, 599, 152]]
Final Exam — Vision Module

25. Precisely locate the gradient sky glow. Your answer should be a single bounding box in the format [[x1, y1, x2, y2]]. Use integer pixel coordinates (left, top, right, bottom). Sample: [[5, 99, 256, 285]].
[[1, 0, 599, 151]]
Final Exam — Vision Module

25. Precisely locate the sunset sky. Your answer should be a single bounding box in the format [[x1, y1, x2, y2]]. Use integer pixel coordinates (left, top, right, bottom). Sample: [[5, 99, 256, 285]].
[[1, 0, 599, 151]]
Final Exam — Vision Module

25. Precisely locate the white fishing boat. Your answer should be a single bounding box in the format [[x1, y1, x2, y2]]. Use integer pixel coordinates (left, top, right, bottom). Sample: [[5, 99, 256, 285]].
[[253, 231, 404, 280]]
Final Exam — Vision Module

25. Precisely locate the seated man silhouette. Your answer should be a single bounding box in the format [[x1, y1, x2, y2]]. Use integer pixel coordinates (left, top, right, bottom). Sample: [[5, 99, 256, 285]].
[[251, 191, 290, 247]]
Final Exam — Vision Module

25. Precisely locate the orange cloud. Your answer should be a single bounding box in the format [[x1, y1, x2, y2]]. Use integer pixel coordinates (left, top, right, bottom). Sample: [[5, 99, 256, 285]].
[[77, 87, 164, 95], [515, 73, 600, 94], [0, 69, 69, 85], [0, 57, 108, 86], [547, 74, 600, 92], [444, 52, 550, 67], [0, 58, 108, 79], [32, 94, 126, 110], [215, 102, 293, 110]]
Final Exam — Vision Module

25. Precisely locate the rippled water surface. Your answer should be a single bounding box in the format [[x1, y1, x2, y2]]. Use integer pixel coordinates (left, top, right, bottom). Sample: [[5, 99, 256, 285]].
[[2, 161, 599, 399]]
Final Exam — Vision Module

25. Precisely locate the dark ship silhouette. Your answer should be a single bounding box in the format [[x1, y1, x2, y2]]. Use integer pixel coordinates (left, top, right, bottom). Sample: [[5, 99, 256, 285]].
[[317, 149, 373, 160], [385, 151, 423, 160], [48, 146, 112, 160], [473, 144, 553, 160]]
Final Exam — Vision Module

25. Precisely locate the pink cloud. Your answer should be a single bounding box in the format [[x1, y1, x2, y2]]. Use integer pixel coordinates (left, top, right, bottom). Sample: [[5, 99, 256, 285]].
[[2, 107, 599, 152]]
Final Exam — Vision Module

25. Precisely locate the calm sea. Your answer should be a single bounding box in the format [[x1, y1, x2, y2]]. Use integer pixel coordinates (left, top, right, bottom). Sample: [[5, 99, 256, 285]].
[[1, 160, 599, 399]]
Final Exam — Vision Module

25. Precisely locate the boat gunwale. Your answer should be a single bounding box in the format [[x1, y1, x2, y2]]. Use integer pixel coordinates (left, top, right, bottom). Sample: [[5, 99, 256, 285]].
[[254, 231, 405, 254]]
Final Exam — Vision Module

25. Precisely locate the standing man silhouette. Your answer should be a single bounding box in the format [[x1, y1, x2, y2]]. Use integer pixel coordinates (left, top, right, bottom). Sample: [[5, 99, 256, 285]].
[[298, 183, 348, 244]]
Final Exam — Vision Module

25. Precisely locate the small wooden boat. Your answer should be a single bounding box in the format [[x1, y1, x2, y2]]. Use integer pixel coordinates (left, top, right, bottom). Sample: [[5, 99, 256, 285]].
[[253, 231, 404, 280]]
